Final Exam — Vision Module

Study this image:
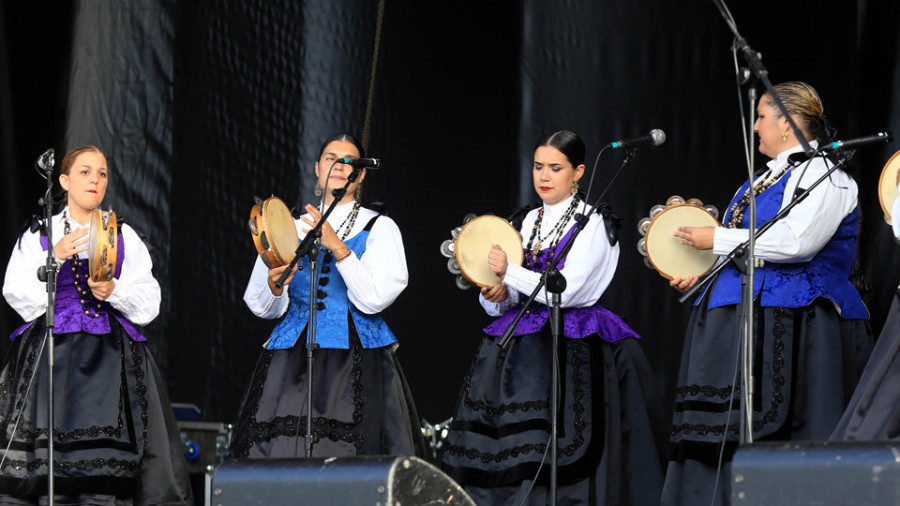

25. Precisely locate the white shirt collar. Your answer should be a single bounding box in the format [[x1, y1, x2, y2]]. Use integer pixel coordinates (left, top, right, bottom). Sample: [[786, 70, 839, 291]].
[[767, 139, 820, 171]]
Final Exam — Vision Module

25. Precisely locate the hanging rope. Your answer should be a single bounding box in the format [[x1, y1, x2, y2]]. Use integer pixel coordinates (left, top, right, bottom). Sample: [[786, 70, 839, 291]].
[[361, 0, 386, 153]]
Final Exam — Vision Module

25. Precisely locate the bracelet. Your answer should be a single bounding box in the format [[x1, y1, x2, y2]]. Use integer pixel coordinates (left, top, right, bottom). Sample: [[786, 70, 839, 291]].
[[334, 247, 352, 262]]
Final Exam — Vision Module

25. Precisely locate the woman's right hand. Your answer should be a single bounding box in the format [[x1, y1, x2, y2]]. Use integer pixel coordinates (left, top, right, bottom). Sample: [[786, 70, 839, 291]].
[[267, 264, 298, 296], [53, 228, 89, 261], [670, 275, 698, 294]]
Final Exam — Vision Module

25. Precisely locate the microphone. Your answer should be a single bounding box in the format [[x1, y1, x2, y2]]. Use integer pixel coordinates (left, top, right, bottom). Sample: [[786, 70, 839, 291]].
[[823, 131, 893, 151], [788, 132, 894, 164], [337, 157, 381, 169], [606, 129, 666, 149], [35, 148, 54, 171]]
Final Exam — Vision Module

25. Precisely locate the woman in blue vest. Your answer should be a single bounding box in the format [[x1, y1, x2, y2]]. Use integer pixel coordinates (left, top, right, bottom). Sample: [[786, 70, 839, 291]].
[[232, 133, 423, 458], [661, 82, 873, 506], [0, 145, 192, 504], [441, 130, 665, 506]]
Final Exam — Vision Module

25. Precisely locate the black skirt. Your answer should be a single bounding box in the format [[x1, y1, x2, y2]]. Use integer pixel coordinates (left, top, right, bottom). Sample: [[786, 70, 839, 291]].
[[441, 329, 665, 506], [230, 324, 425, 459], [661, 298, 872, 506], [832, 290, 900, 440], [0, 320, 192, 505]]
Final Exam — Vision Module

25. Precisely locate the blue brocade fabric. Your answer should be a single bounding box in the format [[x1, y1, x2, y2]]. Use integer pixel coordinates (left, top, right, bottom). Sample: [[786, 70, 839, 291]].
[[265, 224, 397, 350], [704, 173, 867, 319]]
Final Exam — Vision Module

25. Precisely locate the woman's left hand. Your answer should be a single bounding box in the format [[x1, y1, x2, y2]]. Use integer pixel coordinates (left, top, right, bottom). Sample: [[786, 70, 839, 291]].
[[487, 244, 508, 276], [87, 277, 115, 301], [301, 204, 345, 253], [674, 226, 715, 250], [481, 283, 509, 303]]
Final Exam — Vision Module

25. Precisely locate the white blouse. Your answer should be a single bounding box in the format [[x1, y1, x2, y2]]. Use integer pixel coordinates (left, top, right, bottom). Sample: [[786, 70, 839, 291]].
[[2, 208, 161, 326], [243, 202, 408, 318], [713, 142, 858, 263], [479, 194, 619, 316]]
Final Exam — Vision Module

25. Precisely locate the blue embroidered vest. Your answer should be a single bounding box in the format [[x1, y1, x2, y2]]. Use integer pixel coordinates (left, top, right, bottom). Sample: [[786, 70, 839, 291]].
[[704, 171, 868, 319], [265, 216, 398, 349]]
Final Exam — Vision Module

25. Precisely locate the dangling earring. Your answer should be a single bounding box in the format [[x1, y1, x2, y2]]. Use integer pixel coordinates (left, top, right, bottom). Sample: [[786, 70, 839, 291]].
[[355, 181, 364, 203], [781, 129, 789, 142], [571, 180, 579, 196], [314, 182, 322, 197]]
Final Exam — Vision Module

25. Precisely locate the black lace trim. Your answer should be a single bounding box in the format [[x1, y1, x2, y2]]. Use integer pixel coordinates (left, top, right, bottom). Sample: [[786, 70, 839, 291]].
[[459, 337, 548, 416], [231, 343, 366, 458], [670, 307, 787, 437], [0, 456, 139, 473], [446, 339, 589, 462]]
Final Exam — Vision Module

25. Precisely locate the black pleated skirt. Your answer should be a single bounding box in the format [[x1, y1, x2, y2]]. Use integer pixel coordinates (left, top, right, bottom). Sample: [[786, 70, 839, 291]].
[[661, 298, 872, 506], [230, 324, 425, 459], [832, 290, 900, 440], [0, 320, 193, 505], [441, 329, 665, 506]]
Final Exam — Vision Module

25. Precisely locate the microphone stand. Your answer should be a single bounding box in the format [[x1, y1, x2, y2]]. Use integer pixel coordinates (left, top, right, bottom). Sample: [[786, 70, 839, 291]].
[[498, 149, 636, 506], [35, 154, 58, 505], [273, 166, 362, 457], [708, 0, 815, 445]]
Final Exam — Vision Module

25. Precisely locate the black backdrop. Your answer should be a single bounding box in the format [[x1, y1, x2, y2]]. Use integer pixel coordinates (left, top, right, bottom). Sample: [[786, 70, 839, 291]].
[[2, 1, 899, 434]]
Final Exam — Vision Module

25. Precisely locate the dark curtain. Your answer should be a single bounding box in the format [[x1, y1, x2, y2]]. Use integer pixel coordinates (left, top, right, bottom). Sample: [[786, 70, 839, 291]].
[[2, 0, 900, 431]]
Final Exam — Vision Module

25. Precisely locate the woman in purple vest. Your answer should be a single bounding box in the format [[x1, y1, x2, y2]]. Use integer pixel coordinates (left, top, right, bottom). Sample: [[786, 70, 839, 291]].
[[232, 133, 423, 459], [0, 145, 192, 504], [441, 130, 665, 505], [662, 81, 873, 506]]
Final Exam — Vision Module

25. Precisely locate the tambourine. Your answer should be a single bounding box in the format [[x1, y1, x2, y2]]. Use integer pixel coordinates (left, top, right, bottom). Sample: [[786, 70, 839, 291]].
[[637, 195, 720, 280], [249, 196, 299, 268], [440, 214, 524, 289], [878, 150, 900, 224], [88, 208, 118, 281]]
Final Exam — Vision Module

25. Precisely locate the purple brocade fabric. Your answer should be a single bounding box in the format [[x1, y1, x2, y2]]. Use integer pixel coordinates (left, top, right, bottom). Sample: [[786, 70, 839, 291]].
[[483, 225, 640, 342], [10, 234, 145, 342]]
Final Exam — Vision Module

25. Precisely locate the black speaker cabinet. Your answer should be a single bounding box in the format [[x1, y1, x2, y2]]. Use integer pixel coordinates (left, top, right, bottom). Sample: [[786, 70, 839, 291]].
[[732, 441, 900, 505], [210, 456, 476, 506]]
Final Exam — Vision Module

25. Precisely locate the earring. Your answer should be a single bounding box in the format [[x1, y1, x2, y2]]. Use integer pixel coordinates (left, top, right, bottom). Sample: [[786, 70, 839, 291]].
[[571, 180, 579, 196], [781, 129, 789, 142], [355, 181, 364, 202], [314, 182, 322, 197]]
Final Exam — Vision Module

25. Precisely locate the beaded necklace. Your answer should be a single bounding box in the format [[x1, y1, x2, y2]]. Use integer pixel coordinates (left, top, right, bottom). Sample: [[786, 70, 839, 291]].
[[334, 200, 361, 241], [525, 196, 579, 267], [63, 211, 103, 318], [726, 165, 790, 229]]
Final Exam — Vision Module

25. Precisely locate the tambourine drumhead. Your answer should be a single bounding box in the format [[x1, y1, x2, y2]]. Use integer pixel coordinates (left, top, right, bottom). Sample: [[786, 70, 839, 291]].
[[878, 150, 900, 224], [454, 215, 524, 288], [88, 209, 117, 281], [645, 204, 719, 280], [249, 196, 299, 268], [263, 198, 299, 265]]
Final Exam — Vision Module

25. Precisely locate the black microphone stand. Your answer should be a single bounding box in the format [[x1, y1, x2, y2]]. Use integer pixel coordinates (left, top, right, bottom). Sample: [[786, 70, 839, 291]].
[[273, 165, 361, 458], [498, 149, 636, 506], [704, 0, 816, 445], [35, 151, 58, 505]]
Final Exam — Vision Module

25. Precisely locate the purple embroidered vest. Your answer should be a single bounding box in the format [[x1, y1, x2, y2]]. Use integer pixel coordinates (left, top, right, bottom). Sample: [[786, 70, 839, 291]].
[[483, 225, 640, 342], [9, 233, 147, 342]]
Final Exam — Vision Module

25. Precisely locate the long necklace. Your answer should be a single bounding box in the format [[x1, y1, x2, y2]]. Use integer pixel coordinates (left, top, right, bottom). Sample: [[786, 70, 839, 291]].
[[334, 201, 361, 241], [726, 166, 790, 229], [525, 196, 579, 266], [63, 211, 103, 318]]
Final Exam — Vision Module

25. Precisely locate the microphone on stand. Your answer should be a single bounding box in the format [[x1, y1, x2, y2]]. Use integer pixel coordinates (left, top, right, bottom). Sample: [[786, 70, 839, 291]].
[[605, 129, 666, 149], [337, 157, 382, 169], [788, 132, 893, 164], [35, 148, 55, 171]]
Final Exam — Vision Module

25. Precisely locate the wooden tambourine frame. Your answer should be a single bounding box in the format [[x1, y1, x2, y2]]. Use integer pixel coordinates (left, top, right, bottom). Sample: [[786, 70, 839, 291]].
[[249, 196, 299, 268]]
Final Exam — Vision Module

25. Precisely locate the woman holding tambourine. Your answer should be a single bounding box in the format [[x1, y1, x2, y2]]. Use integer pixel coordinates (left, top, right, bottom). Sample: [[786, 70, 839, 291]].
[[441, 130, 664, 506], [0, 145, 192, 504], [829, 151, 900, 441], [233, 133, 424, 459], [661, 82, 872, 506]]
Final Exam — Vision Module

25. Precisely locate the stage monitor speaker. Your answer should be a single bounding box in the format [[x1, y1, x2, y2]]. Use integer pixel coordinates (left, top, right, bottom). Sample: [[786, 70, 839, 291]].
[[732, 441, 900, 505], [210, 455, 476, 506]]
